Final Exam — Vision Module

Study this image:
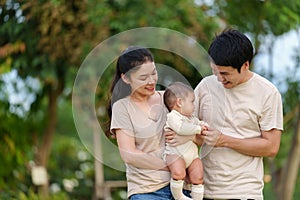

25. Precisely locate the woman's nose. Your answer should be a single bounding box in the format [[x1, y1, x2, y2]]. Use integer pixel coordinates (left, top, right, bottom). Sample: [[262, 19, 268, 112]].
[[147, 76, 155, 84]]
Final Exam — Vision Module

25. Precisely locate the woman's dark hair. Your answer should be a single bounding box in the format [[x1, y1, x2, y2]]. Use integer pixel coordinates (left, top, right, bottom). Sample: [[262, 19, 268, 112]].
[[105, 46, 154, 137], [208, 29, 254, 73]]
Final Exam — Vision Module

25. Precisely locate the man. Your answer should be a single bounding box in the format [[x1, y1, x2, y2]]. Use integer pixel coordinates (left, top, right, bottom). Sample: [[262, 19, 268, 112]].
[[167, 29, 283, 200]]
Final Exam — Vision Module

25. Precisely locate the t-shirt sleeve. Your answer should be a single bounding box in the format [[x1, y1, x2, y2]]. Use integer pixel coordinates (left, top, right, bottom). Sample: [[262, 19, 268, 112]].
[[110, 100, 134, 135], [194, 83, 201, 119], [194, 79, 211, 123], [166, 111, 201, 135], [260, 90, 283, 131]]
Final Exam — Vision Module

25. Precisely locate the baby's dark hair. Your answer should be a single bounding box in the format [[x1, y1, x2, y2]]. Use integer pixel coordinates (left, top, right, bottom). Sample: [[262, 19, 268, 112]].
[[163, 82, 194, 112]]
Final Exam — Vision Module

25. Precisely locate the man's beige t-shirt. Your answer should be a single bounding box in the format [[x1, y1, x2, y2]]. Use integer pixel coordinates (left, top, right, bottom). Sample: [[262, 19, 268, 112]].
[[194, 73, 283, 199], [111, 92, 170, 197]]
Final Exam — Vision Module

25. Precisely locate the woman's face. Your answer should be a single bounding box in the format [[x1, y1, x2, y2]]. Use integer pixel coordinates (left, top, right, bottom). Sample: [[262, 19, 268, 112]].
[[126, 61, 158, 97]]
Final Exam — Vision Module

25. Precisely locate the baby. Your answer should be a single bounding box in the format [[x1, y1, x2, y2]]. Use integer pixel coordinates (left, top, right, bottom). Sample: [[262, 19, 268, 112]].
[[163, 82, 208, 200]]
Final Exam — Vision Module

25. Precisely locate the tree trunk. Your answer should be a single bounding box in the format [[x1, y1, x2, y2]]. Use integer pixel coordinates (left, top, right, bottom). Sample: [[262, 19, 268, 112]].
[[34, 77, 64, 195], [267, 38, 274, 81], [275, 105, 300, 200], [36, 90, 58, 166]]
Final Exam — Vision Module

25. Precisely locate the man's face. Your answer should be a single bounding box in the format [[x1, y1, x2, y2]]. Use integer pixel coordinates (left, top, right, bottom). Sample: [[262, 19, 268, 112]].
[[210, 62, 249, 89]]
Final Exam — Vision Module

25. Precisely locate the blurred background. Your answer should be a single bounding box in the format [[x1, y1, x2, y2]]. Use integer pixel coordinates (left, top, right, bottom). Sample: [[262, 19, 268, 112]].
[[0, 0, 299, 199]]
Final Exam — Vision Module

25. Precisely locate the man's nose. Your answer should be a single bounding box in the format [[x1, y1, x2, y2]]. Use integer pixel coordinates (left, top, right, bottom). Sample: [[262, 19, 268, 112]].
[[216, 73, 225, 82]]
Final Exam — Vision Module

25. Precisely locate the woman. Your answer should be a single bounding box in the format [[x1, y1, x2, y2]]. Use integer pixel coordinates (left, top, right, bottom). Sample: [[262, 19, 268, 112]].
[[106, 46, 173, 199]]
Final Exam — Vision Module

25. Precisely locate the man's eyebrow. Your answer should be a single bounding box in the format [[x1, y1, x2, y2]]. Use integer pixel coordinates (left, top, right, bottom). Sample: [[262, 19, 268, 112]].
[[219, 71, 230, 74]]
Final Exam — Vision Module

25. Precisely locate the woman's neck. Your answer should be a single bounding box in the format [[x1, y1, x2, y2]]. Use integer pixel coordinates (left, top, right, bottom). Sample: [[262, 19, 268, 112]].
[[130, 92, 151, 102]]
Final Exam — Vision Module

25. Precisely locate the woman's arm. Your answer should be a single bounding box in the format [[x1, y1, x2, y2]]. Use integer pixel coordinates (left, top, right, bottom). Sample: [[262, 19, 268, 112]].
[[116, 129, 169, 170], [165, 130, 196, 147]]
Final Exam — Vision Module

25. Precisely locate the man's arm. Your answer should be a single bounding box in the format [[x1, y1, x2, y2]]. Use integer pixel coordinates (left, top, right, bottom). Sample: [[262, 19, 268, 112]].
[[202, 127, 282, 157]]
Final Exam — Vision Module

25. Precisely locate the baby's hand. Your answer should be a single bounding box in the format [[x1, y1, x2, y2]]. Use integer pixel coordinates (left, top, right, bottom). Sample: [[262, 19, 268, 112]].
[[200, 125, 208, 135], [199, 121, 209, 135]]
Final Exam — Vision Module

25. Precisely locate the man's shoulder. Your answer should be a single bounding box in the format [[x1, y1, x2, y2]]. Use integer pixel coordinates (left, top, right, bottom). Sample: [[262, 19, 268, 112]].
[[252, 73, 279, 92], [201, 74, 216, 82], [195, 75, 218, 90]]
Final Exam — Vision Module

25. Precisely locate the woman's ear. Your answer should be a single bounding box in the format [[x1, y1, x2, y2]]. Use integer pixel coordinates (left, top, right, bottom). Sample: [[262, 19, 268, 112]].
[[121, 73, 130, 84]]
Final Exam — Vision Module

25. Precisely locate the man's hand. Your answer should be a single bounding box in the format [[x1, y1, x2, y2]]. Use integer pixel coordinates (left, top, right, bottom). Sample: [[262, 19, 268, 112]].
[[165, 130, 195, 147], [202, 127, 223, 147]]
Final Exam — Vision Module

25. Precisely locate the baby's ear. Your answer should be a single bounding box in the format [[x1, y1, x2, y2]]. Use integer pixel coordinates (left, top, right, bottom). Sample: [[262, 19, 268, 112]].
[[176, 98, 182, 108]]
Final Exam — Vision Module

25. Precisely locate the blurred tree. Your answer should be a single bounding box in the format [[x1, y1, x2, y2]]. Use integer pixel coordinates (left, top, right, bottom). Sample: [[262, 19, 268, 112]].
[[274, 40, 300, 200], [212, 0, 300, 47], [0, 0, 107, 195], [90, 0, 220, 131], [0, 103, 36, 194], [0, 0, 42, 195]]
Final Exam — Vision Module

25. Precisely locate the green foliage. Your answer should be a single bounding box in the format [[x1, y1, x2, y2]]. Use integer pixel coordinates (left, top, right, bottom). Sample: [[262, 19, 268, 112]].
[[1, 189, 69, 200], [216, 0, 300, 35], [49, 99, 94, 199], [279, 50, 300, 165], [211, 0, 300, 49], [51, 99, 126, 199], [263, 182, 277, 200], [283, 80, 300, 114], [94, 0, 219, 47], [48, 134, 94, 199], [0, 103, 38, 192]]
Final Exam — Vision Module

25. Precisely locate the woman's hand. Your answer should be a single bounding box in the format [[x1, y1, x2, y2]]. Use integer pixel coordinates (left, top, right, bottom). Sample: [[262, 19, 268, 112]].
[[165, 130, 195, 147]]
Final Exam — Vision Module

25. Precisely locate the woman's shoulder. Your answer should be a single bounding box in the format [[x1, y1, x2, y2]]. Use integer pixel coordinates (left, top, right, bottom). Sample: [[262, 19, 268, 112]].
[[157, 90, 164, 96], [112, 97, 130, 109], [157, 90, 166, 103]]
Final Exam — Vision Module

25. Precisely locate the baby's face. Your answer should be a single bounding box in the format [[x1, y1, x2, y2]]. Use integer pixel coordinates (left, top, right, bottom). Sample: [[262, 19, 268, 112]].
[[180, 91, 195, 117]]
